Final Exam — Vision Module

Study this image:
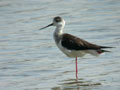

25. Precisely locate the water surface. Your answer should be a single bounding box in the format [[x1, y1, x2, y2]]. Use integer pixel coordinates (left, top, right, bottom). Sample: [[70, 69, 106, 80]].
[[0, 0, 120, 90]]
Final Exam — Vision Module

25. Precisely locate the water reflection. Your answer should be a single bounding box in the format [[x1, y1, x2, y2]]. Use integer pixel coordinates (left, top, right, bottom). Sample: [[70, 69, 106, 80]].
[[52, 79, 101, 90]]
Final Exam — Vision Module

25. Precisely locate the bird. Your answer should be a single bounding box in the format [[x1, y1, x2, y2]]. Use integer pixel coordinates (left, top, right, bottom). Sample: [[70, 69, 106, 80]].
[[40, 16, 112, 81]]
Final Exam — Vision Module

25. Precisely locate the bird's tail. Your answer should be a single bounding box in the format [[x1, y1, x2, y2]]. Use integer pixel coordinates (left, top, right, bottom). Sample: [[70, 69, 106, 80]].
[[100, 46, 114, 48], [99, 46, 114, 53], [97, 49, 111, 54]]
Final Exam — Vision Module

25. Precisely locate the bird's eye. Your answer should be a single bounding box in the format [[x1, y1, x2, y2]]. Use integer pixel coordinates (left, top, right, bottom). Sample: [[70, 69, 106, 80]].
[[55, 19, 61, 22], [54, 16, 62, 22]]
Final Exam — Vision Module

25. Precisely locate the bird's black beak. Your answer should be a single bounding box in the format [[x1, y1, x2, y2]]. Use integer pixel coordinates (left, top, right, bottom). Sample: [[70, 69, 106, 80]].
[[39, 23, 53, 30]]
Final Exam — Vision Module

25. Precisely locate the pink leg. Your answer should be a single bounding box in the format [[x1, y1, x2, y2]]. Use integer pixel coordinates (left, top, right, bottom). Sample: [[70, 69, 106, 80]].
[[75, 56, 78, 81]]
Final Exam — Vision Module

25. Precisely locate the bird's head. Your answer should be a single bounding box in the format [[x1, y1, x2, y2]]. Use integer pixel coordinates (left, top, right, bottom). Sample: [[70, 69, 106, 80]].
[[40, 16, 65, 30]]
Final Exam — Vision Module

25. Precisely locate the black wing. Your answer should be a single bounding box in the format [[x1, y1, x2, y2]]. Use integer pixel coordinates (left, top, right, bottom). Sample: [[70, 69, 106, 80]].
[[61, 33, 110, 50]]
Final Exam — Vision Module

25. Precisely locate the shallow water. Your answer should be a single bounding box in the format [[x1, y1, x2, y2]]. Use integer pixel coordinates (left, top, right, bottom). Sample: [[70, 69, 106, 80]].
[[0, 0, 120, 90]]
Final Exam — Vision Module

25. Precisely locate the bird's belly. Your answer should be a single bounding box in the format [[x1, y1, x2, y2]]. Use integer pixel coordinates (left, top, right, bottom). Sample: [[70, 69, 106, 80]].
[[67, 50, 86, 58], [56, 42, 86, 58]]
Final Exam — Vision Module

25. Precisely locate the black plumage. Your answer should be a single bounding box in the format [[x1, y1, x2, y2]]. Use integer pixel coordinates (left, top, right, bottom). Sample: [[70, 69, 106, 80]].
[[61, 33, 112, 52]]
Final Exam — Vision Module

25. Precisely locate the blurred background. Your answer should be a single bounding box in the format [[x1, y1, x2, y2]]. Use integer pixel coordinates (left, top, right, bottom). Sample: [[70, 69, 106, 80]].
[[0, 0, 120, 90]]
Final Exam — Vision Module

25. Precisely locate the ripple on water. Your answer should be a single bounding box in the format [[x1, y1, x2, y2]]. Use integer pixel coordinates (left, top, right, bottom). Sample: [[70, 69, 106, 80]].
[[52, 79, 101, 90], [0, 0, 120, 90]]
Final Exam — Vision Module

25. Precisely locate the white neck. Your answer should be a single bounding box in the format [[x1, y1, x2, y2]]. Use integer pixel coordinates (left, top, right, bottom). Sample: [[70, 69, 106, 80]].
[[53, 25, 64, 44], [54, 25, 64, 35]]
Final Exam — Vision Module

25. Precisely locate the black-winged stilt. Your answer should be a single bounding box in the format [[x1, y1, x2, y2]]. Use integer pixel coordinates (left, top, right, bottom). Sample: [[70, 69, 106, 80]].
[[40, 16, 112, 81]]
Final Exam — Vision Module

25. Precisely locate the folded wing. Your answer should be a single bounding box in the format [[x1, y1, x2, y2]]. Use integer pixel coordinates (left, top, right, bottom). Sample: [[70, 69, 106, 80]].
[[61, 33, 111, 51]]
